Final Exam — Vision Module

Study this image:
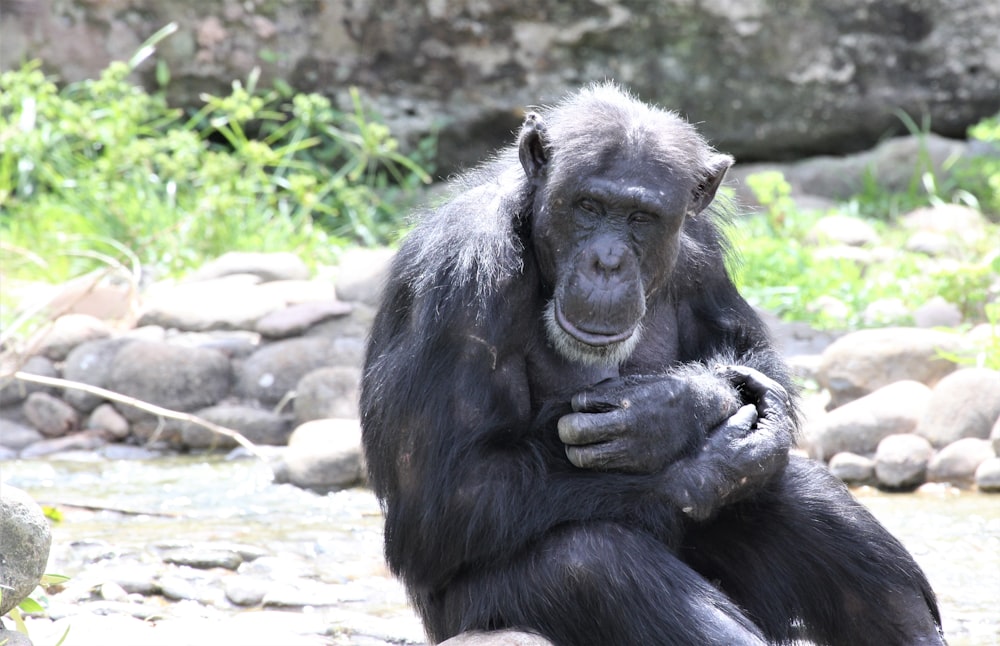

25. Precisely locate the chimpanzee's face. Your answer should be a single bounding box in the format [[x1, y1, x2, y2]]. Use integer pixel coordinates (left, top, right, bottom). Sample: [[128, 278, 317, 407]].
[[531, 154, 691, 366]]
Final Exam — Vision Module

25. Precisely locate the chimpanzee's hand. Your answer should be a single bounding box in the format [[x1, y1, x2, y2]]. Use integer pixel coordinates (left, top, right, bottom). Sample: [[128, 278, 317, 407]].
[[662, 365, 795, 521], [557, 372, 742, 474]]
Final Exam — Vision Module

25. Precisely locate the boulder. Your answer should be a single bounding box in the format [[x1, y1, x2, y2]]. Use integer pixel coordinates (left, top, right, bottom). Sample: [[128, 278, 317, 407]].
[[23, 391, 80, 437], [105, 341, 232, 423], [808, 380, 930, 461], [179, 405, 291, 449], [256, 300, 352, 339], [0, 355, 58, 407], [86, 403, 131, 440], [926, 438, 996, 485], [188, 252, 310, 283], [271, 419, 365, 493], [61, 337, 136, 412], [827, 452, 876, 485], [138, 275, 287, 332], [0, 485, 52, 615], [293, 367, 361, 424], [874, 434, 934, 490], [28, 313, 112, 361], [235, 337, 335, 406], [816, 328, 961, 409], [333, 247, 395, 307], [0, 418, 44, 450], [805, 215, 878, 247], [914, 368, 1000, 447], [975, 457, 1000, 492]]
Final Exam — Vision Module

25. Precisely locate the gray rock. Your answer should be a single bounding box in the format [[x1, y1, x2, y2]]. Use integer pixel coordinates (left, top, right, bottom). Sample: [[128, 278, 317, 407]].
[[975, 457, 1000, 492], [256, 299, 352, 338], [809, 380, 930, 461], [900, 204, 989, 248], [805, 215, 878, 247], [0, 629, 32, 646], [224, 576, 268, 606], [237, 555, 315, 580], [189, 251, 310, 282], [912, 297, 963, 328], [86, 403, 131, 440], [104, 565, 162, 595], [271, 419, 365, 493], [927, 438, 996, 485], [23, 391, 80, 437], [874, 434, 934, 490], [306, 302, 378, 339], [293, 366, 361, 424], [827, 452, 876, 485], [992, 416, 1000, 455], [730, 135, 972, 207], [138, 275, 286, 332], [28, 313, 111, 361], [157, 574, 227, 606], [235, 337, 334, 406], [0, 355, 58, 407], [333, 247, 395, 306], [0, 418, 44, 450], [160, 546, 244, 570], [914, 368, 1000, 448], [0, 485, 53, 615], [62, 337, 135, 412], [0, 446, 17, 460], [252, 279, 338, 305], [817, 327, 962, 409], [262, 580, 343, 607], [106, 341, 232, 423], [19, 430, 110, 458], [179, 404, 291, 449], [166, 330, 261, 359], [441, 631, 555, 646]]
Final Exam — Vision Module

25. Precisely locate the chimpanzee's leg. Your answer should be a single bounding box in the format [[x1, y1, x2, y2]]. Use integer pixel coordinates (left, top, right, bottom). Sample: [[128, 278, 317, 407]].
[[415, 522, 767, 646], [682, 456, 946, 646]]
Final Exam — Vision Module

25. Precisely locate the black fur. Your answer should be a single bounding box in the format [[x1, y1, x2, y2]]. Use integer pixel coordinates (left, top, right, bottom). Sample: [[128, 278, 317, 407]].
[[361, 83, 944, 645]]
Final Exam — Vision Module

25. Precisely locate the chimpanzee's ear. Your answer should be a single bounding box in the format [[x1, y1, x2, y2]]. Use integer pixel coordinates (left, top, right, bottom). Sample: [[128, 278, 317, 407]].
[[690, 153, 734, 215], [518, 112, 549, 181]]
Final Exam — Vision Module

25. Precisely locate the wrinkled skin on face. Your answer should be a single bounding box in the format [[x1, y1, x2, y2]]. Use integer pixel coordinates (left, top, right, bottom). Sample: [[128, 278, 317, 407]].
[[518, 111, 730, 367]]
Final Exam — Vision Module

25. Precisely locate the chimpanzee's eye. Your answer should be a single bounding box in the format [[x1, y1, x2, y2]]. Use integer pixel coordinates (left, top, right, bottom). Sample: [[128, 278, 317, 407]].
[[578, 198, 602, 215], [628, 211, 657, 225]]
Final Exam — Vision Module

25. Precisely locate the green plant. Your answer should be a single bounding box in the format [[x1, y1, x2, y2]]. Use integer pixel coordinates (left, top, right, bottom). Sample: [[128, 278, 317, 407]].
[[1, 574, 71, 646], [0, 25, 430, 288], [731, 170, 1000, 330], [952, 113, 1000, 219]]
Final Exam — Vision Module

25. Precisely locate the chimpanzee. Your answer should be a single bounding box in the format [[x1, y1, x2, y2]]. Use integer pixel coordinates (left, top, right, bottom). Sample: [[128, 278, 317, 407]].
[[360, 83, 944, 646]]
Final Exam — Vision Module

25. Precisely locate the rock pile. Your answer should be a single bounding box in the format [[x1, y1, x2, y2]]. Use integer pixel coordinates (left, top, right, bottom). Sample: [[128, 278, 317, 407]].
[[0, 249, 392, 493], [803, 329, 1000, 491], [1, 244, 998, 493]]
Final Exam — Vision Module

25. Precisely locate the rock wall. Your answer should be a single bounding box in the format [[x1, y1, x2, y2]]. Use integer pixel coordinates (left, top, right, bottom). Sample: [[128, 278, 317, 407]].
[[2, 0, 999, 173]]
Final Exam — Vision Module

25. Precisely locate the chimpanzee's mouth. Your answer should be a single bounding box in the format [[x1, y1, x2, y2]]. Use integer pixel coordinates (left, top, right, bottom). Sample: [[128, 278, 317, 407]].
[[545, 301, 642, 366]]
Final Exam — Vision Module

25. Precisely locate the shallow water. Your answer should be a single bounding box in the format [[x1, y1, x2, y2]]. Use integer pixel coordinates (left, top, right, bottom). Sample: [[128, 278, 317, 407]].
[[2, 454, 998, 644]]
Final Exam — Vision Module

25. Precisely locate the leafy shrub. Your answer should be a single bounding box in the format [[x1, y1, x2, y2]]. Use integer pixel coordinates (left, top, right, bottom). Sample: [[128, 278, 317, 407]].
[[0, 53, 429, 283], [732, 171, 1000, 330], [953, 113, 1000, 219]]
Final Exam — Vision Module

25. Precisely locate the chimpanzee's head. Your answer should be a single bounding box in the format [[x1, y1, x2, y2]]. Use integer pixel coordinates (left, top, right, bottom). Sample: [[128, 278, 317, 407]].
[[519, 84, 732, 366]]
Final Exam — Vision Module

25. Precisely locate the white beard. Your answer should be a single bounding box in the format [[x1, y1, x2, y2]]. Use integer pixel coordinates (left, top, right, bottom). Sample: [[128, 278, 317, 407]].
[[543, 300, 643, 367]]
